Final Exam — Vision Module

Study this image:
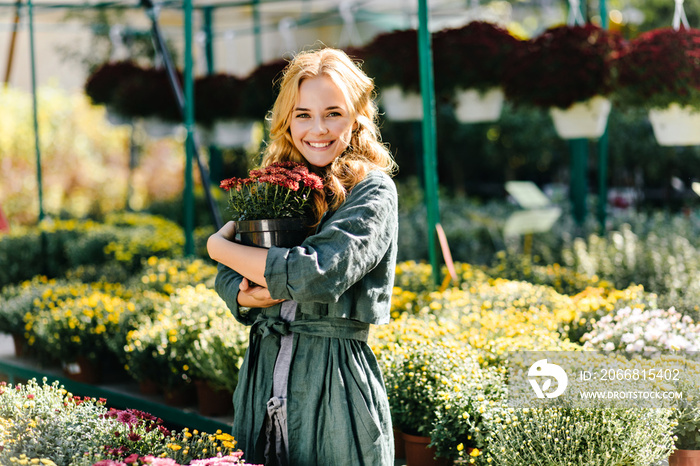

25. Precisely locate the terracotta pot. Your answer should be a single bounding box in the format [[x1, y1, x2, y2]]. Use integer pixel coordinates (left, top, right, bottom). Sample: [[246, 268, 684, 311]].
[[195, 380, 233, 417], [138, 378, 161, 396], [394, 427, 406, 460], [62, 356, 101, 384], [401, 432, 451, 466], [670, 450, 700, 466], [12, 333, 26, 357], [163, 384, 196, 407], [235, 218, 309, 249]]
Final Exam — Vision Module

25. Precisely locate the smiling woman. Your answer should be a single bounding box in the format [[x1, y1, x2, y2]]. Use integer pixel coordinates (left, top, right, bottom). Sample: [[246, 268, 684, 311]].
[[207, 47, 399, 466], [289, 76, 357, 168]]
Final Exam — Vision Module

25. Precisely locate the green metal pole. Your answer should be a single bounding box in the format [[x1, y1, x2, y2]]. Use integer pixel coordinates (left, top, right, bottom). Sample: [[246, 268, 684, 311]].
[[570, 139, 588, 226], [183, 0, 195, 256], [417, 0, 441, 286], [252, 0, 262, 65], [569, 0, 588, 227], [597, 0, 609, 234], [28, 0, 43, 222], [202, 6, 222, 185]]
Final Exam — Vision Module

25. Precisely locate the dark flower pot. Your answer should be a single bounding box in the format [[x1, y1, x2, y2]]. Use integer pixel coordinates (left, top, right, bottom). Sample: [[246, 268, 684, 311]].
[[195, 379, 234, 417], [63, 356, 101, 385], [235, 218, 309, 249], [401, 432, 451, 466]]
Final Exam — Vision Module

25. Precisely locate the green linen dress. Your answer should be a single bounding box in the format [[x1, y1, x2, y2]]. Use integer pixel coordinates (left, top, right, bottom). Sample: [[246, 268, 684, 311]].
[[215, 169, 398, 466]]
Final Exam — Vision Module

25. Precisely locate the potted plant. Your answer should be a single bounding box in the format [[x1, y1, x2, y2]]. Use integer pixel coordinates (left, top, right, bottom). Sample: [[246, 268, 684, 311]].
[[84, 60, 143, 125], [112, 67, 182, 139], [503, 24, 623, 139], [433, 21, 522, 123], [381, 340, 470, 466], [195, 72, 257, 148], [124, 285, 230, 405], [615, 27, 700, 146], [186, 315, 249, 416], [360, 29, 423, 121], [239, 58, 288, 120], [22, 282, 132, 384], [219, 161, 324, 248], [427, 357, 506, 464]]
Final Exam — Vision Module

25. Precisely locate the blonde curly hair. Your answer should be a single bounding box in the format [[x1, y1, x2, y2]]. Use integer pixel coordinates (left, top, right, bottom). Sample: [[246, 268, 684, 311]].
[[260, 47, 397, 226]]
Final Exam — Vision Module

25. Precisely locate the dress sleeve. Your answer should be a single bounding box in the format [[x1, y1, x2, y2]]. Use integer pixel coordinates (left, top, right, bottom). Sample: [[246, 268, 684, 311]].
[[214, 262, 261, 326], [264, 171, 398, 304]]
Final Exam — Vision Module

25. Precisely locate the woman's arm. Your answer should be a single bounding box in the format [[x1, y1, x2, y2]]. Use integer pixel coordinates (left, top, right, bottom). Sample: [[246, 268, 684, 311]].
[[207, 221, 269, 287]]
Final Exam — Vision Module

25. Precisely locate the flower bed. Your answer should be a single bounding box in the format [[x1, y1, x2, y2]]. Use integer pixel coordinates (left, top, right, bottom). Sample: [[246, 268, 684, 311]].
[[0, 378, 258, 466], [2, 211, 700, 463]]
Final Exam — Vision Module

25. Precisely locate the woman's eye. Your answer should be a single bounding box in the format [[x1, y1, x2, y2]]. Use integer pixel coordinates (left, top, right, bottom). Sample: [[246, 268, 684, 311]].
[[328, 112, 341, 117], [295, 113, 310, 118]]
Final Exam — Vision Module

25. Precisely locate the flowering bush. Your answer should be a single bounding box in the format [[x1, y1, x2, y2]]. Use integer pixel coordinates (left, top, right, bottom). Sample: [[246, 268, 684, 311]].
[[0, 378, 114, 465], [123, 285, 234, 390], [194, 74, 248, 127], [84, 61, 144, 109], [503, 24, 623, 109], [0, 276, 55, 337], [581, 306, 700, 353], [485, 404, 675, 465], [381, 340, 480, 436], [133, 256, 217, 296], [0, 379, 258, 466], [360, 29, 420, 93], [615, 27, 700, 111], [186, 316, 249, 393], [433, 21, 521, 96], [21, 280, 135, 365], [429, 364, 506, 462], [219, 162, 323, 221], [96, 408, 172, 460]]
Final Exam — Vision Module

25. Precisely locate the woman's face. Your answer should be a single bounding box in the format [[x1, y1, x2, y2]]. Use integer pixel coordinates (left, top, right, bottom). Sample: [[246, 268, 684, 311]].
[[289, 75, 357, 168]]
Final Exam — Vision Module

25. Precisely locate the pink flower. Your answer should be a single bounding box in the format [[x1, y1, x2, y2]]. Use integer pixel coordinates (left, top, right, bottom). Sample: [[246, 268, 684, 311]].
[[189, 453, 247, 465], [124, 454, 141, 464], [92, 461, 127, 466], [142, 457, 181, 466]]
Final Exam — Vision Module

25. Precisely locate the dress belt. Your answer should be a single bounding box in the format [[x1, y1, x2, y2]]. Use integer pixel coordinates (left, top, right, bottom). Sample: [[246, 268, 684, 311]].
[[251, 312, 370, 342]]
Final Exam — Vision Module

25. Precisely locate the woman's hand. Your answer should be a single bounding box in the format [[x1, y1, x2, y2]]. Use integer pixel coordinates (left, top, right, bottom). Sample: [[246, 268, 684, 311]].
[[238, 278, 284, 308]]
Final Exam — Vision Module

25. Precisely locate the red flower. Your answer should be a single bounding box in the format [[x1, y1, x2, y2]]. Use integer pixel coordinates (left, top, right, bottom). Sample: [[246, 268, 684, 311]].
[[221, 161, 324, 221]]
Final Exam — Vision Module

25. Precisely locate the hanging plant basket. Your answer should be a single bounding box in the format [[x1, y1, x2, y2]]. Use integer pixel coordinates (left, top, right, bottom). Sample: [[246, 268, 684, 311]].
[[209, 119, 257, 148], [380, 86, 423, 121], [549, 95, 611, 139], [105, 106, 131, 127], [648, 103, 700, 146], [454, 87, 504, 123], [142, 117, 180, 139]]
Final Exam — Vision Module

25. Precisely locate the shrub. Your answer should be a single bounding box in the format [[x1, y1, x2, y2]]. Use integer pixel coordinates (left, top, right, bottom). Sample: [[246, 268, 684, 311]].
[[503, 24, 623, 109], [485, 404, 675, 465]]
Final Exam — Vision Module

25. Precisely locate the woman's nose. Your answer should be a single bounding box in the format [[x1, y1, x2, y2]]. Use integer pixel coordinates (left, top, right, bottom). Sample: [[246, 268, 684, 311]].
[[311, 117, 328, 134]]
